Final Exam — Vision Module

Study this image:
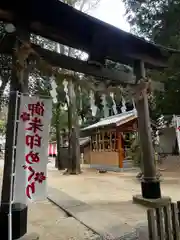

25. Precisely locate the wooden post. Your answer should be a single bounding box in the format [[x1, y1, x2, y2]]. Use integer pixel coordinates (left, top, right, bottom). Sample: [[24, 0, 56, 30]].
[[171, 203, 179, 240], [147, 203, 180, 240], [147, 209, 157, 240], [102, 130, 105, 151], [177, 201, 180, 225], [109, 130, 112, 151], [118, 132, 123, 168], [95, 131, 98, 151], [133, 60, 161, 199], [163, 205, 173, 240]]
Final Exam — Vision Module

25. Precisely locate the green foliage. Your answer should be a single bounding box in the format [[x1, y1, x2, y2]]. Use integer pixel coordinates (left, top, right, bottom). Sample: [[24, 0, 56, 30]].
[[0, 22, 11, 109], [0, 120, 6, 135], [51, 104, 68, 129], [0, 0, 134, 142], [123, 0, 180, 119], [77, 88, 92, 123], [129, 135, 142, 167]]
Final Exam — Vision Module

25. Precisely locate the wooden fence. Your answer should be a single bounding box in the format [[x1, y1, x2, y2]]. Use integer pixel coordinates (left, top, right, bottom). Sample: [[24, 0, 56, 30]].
[[147, 201, 180, 240]]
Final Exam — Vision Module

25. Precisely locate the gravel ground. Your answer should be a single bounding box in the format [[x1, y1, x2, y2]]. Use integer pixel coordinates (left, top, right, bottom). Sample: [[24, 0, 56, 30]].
[[2, 158, 179, 240]]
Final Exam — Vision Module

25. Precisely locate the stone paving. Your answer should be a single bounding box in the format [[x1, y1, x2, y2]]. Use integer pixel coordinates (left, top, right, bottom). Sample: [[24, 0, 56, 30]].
[[28, 200, 99, 240], [48, 186, 150, 240], [47, 170, 148, 239]]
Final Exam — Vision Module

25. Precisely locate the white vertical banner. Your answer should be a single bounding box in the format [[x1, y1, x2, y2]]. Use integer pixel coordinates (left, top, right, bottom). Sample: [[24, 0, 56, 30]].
[[13, 95, 52, 204], [175, 116, 180, 154]]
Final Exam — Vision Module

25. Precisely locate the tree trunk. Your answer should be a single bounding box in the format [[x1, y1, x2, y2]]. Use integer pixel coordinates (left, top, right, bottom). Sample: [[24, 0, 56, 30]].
[[66, 79, 81, 174], [0, 77, 9, 111], [74, 117, 81, 173], [66, 96, 73, 173], [55, 102, 64, 170]]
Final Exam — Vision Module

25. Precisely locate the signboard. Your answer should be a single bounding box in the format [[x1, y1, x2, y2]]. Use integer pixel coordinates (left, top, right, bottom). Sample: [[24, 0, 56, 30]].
[[13, 95, 52, 204], [175, 116, 180, 154]]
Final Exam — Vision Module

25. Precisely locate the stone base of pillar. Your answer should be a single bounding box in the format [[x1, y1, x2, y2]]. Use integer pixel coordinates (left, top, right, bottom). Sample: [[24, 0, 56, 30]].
[[133, 195, 171, 208], [141, 179, 161, 199], [0, 202, 27, 239], [133, 179, 171, 207]]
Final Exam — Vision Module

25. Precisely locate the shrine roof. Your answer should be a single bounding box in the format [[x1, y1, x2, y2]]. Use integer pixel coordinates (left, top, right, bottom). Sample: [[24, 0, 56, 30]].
[[0, 0, 179, 68], [82, 110, 137, 131]]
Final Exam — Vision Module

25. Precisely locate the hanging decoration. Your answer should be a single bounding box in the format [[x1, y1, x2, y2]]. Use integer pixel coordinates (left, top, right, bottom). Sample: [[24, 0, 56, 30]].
[[121, 96, 127, 113], [89, 90, 97, 117], [14, 38, 141, 122], [110, 92, 117, 115], [101, 93, 109, 118]]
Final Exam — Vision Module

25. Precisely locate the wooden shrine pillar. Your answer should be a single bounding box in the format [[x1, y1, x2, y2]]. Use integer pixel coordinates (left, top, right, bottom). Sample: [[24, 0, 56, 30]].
[[133, 60, 161, 199], [118, 132, 124, 169]]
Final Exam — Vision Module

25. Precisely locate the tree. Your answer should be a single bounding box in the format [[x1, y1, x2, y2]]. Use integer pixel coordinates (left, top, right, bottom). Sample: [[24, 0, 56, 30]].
[[0, 23, 12, 110], [0, 1, 134, 175], [55, 0, 101, 174], [123, 0, 180, 121], [55, 81, 67, 170], [0, 120, 6, 135]]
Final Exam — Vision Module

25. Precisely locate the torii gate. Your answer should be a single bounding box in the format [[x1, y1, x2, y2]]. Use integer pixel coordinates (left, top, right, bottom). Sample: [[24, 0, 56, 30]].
[[0, 0, 179, 239]]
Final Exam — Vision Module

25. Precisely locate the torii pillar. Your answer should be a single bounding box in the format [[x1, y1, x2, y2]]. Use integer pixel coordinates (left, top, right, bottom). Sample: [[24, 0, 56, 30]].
[[0, 25, 37, 240], [133, 60, 171, 205]]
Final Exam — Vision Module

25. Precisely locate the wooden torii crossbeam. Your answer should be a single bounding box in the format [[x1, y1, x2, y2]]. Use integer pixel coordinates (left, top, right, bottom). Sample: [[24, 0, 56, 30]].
[[0, 34, 135, 85], [0, 0, 179, 68]]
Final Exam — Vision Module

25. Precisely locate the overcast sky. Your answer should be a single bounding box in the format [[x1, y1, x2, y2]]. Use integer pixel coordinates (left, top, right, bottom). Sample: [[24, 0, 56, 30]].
[[89, 0, 130, 32]]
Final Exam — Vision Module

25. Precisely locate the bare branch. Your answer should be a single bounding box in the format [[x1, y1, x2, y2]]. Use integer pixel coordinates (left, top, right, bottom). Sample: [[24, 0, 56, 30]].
[[82, 0, 101, 13], [78, 0, 88, 11], [75, 0, 101, 14]]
